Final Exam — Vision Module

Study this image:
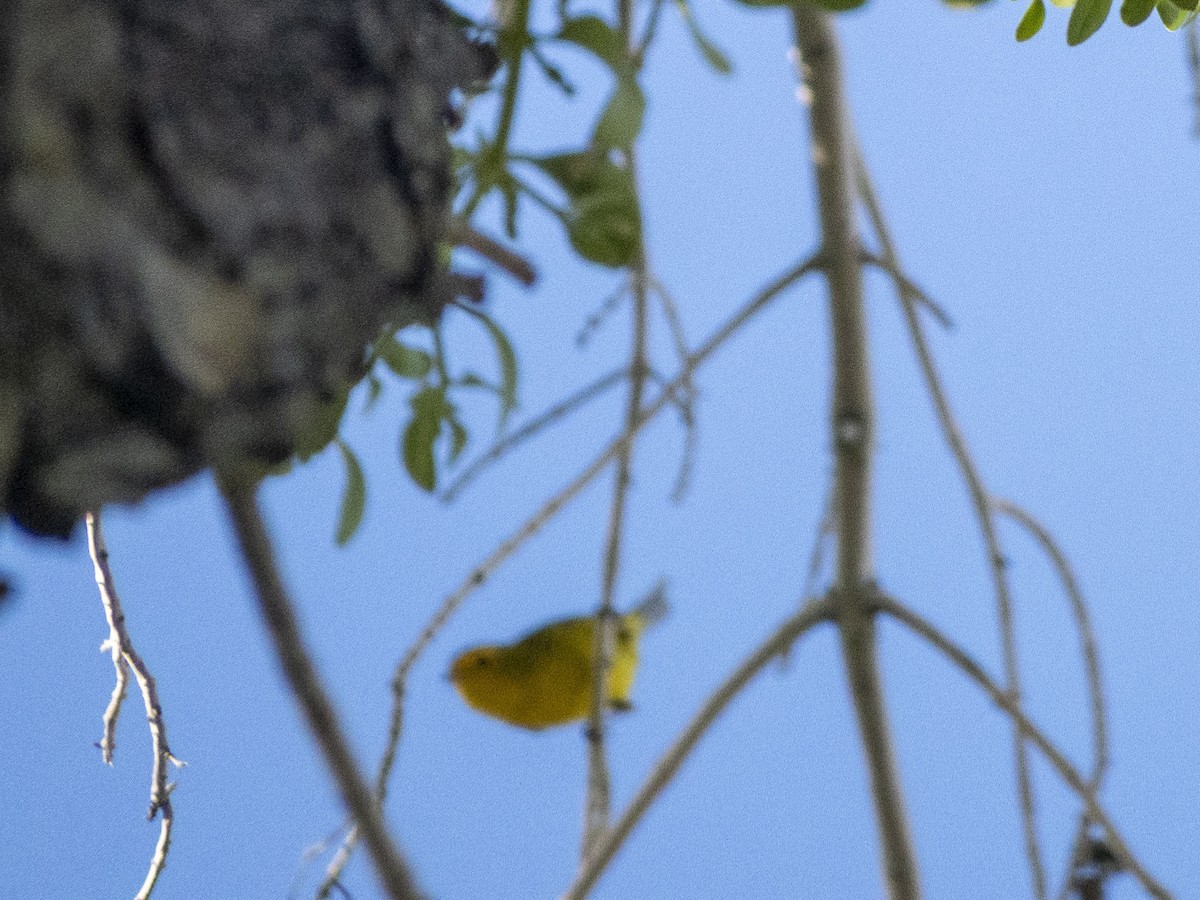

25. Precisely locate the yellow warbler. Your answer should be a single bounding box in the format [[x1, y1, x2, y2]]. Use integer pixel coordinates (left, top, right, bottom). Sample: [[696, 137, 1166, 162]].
[[449, 587, 668, 730]]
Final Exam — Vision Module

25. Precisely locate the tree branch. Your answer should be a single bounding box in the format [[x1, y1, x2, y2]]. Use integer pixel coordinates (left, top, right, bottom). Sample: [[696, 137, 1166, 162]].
[[851, 137, 1044, 897], [440, 367, 629, 502], [216, 474, 423, 900], [563, 596, 837, 899], [86, 510, 182, 900], [874, 593, 1169, 900], [790, 7, 920, 898]]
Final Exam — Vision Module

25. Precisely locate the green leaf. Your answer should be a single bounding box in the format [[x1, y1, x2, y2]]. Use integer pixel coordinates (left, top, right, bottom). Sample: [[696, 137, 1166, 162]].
[[558, 15, 629, 76], [733, 0, 866, 7], [673, 0, 733, 74], [334, 440, 366, 546], [501, 174, 519, 239], [455, 305, 519, 425], [457, 372, 500, 392], [403, 387, 446, 492], [1120, 0, 1156, 22], [568, 192, 641, 267], [530, 45, 577, 95], [1067, 0, 1113, 43], [1157, 0, 1197, 26], [530, 150, 642, 267], [448, 419, 469, 464], [377, 337, 432, 380], [593, 76, 646, 150], [294, 388, 350, 462], [1016, 0, 1047, 39], [365, 372, 384, 408]]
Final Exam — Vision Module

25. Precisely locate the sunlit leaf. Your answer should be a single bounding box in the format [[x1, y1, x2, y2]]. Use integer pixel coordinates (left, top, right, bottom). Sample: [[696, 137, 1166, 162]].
[[1120, 0, 1156, 22], [295, 388, 350, 462], [1017, 0, 1047, 39], [558, 15, 628, 75], [455, 305, 519, 426], [377, 337, 432, 380], [593, 76, 646, 150], [448, 419, 469, 464], [1067, 0, 1112, 43], [568, 192, 641, 267], [334, 440, 366, 546], [673, 0, 733, 74], [403, 387, 446, 492], [1157, 0, 1197, 24]]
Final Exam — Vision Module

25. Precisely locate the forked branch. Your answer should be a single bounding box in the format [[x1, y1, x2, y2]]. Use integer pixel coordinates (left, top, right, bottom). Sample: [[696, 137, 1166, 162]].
[[86, 510, 182, 900]]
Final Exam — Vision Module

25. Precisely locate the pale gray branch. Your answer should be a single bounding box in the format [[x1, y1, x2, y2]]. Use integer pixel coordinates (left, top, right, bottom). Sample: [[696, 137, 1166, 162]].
[[791, 7, 920, 897], [852, 138, 1044, 898], [86, 510, 182, 900]]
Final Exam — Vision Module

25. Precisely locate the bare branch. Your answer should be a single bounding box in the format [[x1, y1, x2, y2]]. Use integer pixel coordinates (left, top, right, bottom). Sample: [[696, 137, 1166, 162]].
[[991, 497, 1111, 900], [565, 596, 836, 899], [859, 250, 954, 330], [852, 139, 1044, 898], [216, 475, 423, 900], [584, 248, 651, 859], [791, 8, 920, 897], [440, 367, 629, 503], [86, 510, 182, 899], [648, 277, 699, 501], [991, 498, 1108, 785], [315, 252, 824, 894], [874, 593, 1170, 900], [449, 222, 537, 287]]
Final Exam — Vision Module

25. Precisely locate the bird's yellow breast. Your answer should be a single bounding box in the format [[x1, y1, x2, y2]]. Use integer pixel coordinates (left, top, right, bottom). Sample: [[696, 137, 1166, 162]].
[[451, 611, 646, 730]]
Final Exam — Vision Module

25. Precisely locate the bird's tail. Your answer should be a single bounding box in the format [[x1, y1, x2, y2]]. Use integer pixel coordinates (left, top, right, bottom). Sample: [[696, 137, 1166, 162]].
[[631, 580, 669, 631]]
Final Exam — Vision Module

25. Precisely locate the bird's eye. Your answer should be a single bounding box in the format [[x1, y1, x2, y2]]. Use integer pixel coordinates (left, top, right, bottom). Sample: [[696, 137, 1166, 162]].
[[475, 656, 489, 667]]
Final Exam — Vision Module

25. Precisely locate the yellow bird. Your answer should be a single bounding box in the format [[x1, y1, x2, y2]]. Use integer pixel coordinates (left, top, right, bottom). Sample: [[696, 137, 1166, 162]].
[[449, 587, 668, 730]]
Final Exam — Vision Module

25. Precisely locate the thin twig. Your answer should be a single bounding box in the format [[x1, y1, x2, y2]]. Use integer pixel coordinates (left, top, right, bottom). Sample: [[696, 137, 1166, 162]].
[[648, 277, 699, 501], [791, 8, 920, 898], [440, 367, 629, 502], [86, 511, 182, 900], [852, 139, 1045, 898], [563, 596, 836, 899], [859, 250, 954, 330], [315, 253, 825, 895], [583, 242, 651, 861], [991, 497, 1111, 900], [576, 280, 631, 348], [217, 474, 423, 900], [991, 498, 1108, 785], [449, 222, 537, 286], [874, 593, 1170, 900]]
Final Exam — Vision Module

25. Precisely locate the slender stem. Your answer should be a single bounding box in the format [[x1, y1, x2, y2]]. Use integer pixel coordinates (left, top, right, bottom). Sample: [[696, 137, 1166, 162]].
[[449, 222, 537, 286], [852, 142, 1045, 898], [790, 8, 920, 898], [217, 475, 423, 900], [991, 498, 1108, 785], [874, 594, 1170, 900], [463, 0, 532, 221], [316, 253, 823, 895], [563, 597, 837, 899], [86, 511, 180, 900], [441, 367, 630, 502], [583, 251, 650, 859]]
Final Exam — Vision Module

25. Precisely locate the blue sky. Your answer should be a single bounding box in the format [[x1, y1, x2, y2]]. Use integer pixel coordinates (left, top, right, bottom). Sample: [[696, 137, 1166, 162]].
[[2, 3, 1197, 899]]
